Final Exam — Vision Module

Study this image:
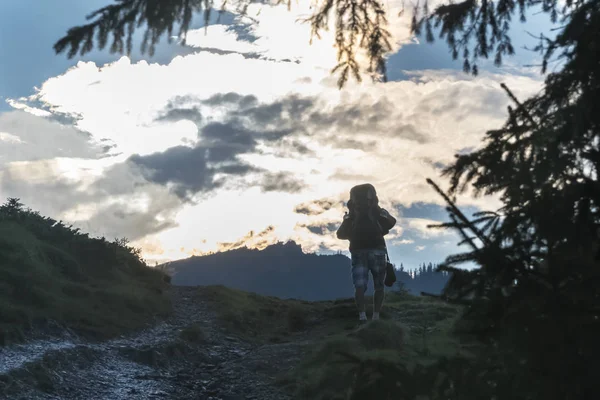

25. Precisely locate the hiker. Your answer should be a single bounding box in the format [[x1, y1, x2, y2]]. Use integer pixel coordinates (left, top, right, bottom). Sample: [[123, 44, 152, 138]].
[[336, 184, 397, 322]]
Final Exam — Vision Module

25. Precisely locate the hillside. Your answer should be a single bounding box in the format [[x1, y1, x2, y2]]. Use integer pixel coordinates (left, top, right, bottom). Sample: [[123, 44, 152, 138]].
[[0, 198, 171, 345], [167, 241, 450, 300], [1, 285, 470, 399]]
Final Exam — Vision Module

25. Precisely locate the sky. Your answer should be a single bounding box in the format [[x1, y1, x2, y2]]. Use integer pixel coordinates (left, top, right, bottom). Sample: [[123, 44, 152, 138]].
[[0, 0, 557, 268]]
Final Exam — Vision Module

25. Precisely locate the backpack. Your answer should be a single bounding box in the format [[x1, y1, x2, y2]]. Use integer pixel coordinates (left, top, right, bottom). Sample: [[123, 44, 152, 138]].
[[348, 184, 383, 243]]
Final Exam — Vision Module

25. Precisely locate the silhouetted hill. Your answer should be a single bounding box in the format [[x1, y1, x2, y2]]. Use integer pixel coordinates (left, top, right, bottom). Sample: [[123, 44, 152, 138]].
[[168, 241, 355, 300], [167, 242, 451, 300]]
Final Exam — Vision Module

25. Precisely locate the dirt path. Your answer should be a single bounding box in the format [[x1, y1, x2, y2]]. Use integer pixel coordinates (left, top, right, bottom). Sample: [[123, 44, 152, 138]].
[[0, 286, 303, 400]]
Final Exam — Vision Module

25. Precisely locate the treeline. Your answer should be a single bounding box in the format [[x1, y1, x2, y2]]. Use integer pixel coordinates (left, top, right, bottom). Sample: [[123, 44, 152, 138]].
[[392, 262, 451, 295]]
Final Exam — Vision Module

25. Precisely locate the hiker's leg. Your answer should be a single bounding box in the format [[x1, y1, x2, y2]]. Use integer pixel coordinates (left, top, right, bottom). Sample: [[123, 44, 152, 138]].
[[355, 287, 366, 319], [370, 250, 387, 319], [351, 251, 368, 321], [373, 288, 385, 315]]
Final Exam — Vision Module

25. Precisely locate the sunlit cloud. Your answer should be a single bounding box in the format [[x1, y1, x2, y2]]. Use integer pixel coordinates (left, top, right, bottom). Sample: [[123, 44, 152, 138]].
[[2, 2, 546, 265]]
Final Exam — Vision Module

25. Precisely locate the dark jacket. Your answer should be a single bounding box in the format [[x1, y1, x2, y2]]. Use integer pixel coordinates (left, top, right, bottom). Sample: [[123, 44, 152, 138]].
[[336, 207, 397, 252]]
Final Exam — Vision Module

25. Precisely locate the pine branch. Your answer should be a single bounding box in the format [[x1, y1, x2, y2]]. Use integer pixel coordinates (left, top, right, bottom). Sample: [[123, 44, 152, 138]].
[[500, 83, 539, 129], [426, 178, 492, 247]]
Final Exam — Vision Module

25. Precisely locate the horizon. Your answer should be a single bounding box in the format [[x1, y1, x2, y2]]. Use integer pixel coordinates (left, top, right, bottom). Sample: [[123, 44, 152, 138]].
[[158, 239, 445, 273], [0, 0, 556, 268]]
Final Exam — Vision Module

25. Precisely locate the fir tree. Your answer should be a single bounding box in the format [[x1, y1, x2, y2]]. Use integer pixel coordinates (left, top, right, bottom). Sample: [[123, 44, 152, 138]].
[[420, 1, 600, 397]]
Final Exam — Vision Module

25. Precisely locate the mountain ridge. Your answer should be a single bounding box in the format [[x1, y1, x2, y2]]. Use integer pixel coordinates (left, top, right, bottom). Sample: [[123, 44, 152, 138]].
[[164, 240, 449, 300], [167, 240, 355, 301]]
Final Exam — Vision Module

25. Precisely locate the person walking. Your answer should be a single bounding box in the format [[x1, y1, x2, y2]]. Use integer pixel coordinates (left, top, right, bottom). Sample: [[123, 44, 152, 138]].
[[336, 184, 397, 322]]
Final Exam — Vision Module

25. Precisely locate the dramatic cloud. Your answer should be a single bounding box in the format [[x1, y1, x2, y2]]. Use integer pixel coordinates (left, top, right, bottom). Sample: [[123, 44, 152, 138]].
[[2, 0, 548, 265], [128, 115, 304, 198], [130, 145, 228, 199]]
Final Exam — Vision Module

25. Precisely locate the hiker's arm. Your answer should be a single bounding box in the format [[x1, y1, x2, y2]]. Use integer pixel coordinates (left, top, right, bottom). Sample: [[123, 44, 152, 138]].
[[379, 208, 397, 234], [336, 214, 352, 240]]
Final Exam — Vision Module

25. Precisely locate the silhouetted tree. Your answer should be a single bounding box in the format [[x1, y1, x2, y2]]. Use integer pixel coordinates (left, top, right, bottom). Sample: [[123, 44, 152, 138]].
[[419, 0, 600, 397]]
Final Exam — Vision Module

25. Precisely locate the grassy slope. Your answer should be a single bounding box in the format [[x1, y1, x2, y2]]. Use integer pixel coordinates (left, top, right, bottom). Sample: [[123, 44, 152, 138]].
[[0, 218, 171, 345], [195, 285, 473, 400]]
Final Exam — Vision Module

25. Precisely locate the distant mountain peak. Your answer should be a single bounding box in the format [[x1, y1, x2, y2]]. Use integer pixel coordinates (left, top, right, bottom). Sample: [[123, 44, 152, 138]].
[[264, 240, 305, 254]]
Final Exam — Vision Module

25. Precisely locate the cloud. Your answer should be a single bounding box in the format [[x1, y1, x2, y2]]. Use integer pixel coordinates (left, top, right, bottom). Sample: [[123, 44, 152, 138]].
[[155, 105, 202, 125], [386, 225, 405, 239], [202, 92, 259, 108], [260, 172, 305, 193], [146, 70, 541, 213], [4, 0, 546, 263], [0, 110, 108, 162], [127, 113, 303, 198], [129, 145, 228, 199], [10, 63, 542, 260], [217, 225, 278, 252], [0, 156, 186, 242], [0, 132, 24, 144], [0, 160, 87, 215], [404, 218, 454, 239], [294, 198, 344, 215], [329, 171, 375, 182], [76, 195, 181, 241], [296, 221, 340, 236], [5, 100, 52, 117], [392, 238, 415, 245]]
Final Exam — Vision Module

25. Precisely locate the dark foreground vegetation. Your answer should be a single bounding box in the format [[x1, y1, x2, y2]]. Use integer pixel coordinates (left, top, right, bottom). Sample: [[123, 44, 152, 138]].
[[195, 285, 469, 400], [0, 198, 171, 345]]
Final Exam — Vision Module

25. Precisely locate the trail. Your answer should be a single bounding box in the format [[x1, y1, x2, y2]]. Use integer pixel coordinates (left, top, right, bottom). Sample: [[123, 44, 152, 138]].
[[0, 286, 302, 400]]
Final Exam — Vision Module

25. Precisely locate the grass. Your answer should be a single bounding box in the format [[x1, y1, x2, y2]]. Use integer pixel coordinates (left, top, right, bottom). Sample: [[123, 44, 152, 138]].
[[281, 293, 470, 400], [179, 323, 206, 343], [194, 285, 474, 399], [195, 285, 316, 342], [0, 220, 171, 345]]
